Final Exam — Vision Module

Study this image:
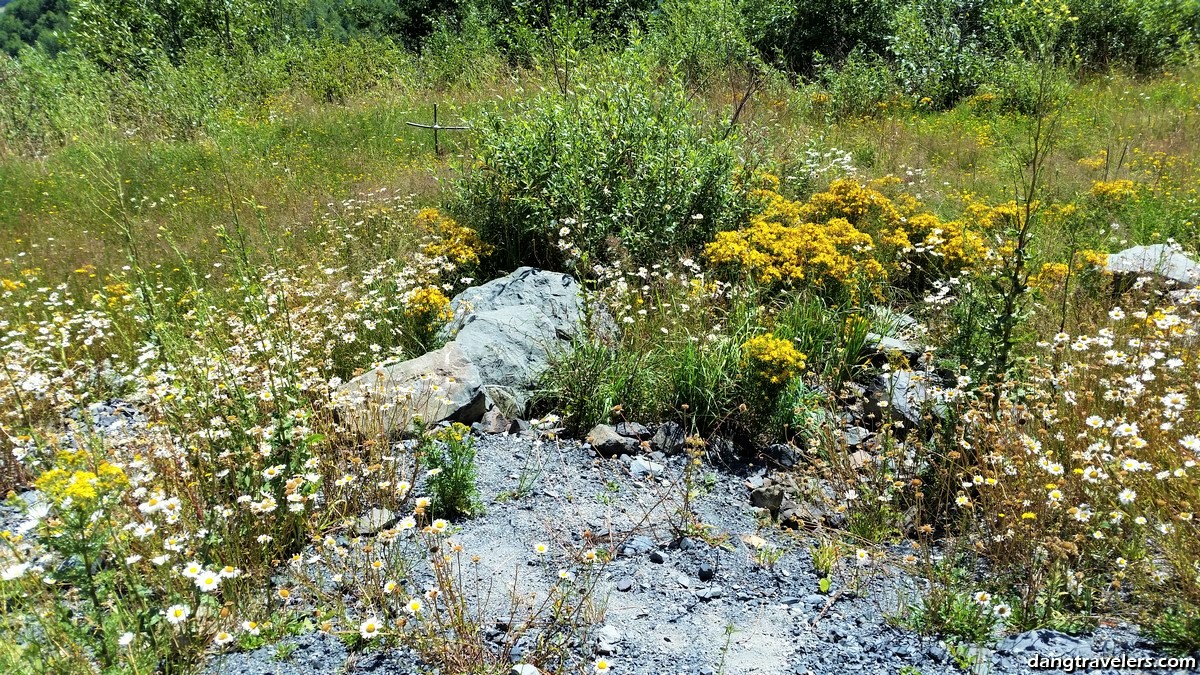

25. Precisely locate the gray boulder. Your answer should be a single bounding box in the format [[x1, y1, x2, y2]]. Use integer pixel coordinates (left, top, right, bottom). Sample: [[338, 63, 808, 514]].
[[443, 266, 583, 338], [333, 342, 487, 435], [651, 421, 686, 455], [877, 370, 945, 430], [453, 305, 566, 411], [1106, 244, 1200, 286], [587, 424, 639, 457], [863, 305, 924, 362], [337, 268, 586, 433]]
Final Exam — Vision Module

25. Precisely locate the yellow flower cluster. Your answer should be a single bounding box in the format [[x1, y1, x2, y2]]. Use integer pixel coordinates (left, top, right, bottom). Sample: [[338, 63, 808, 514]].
[[705, 182, 884, 289], [34, 452, 128, 507], [413, 208, 491, 267], [405, 286, 452, 323], [1089, 179, 1139, 204], [741, 333, 806, 386], [707, 178, 990, 291], [1029, 262, 1069, 291]]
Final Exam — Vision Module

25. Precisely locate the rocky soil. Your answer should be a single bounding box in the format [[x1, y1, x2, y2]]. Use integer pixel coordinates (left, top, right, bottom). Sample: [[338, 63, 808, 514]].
[[197, 427, 1190, 675]]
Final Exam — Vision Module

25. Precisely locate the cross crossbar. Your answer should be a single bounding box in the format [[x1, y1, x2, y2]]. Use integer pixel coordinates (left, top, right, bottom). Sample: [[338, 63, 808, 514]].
[[406, 103, 469, 155]]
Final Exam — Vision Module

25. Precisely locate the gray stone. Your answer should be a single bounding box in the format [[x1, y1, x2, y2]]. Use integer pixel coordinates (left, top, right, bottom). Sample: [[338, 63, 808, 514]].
[[356, 507, 396, 535], [443, 267, 584, 337], [698, 563, 714, 582], [651, 421, 687, 455], [452, 306, 567, 411], [1106, 244, 1200, 286], [475, 407, 511, 434], [622, 535, 654, 555], [615, 421, 651, 439], [511, 666, 541, 675], [865, 333, 920, 357], [842, 426, 871, 447], [587, 424, 638, 458], [764, 442, 801, 468], [750, 485, 785, 513], [595, 624, 622, 655], [630, 458, 664, 477], [649, 550, 665, 564], [695, 585, 724, 600], [877, 370, 945, 429], [334, 342, 487, 434], [616, 577, 635, 592], [337, 269, 587, 434]]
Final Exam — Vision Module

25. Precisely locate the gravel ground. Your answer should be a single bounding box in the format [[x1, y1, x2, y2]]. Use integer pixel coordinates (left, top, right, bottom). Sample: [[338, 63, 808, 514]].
[[4, 402, 1193, 674], [201, 429, 1194, 675]]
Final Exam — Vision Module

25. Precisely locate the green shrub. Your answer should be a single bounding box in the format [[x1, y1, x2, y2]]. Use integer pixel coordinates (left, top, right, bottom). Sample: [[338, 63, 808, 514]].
[[740, 0, 898, 75], [421, 423, 481, 519], [1152, 606, 1200, 656], [453, 56, 743, 272], [816, 47, 899, 120], [539, 337, 669, 435], [888, 0, 989, 108], [904, 585, 1000, 645], [643, 0, 760, 88]]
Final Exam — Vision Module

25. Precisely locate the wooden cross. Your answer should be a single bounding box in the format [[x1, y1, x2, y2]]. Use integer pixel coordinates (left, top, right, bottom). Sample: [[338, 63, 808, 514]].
[[406, 104, 469, 156]]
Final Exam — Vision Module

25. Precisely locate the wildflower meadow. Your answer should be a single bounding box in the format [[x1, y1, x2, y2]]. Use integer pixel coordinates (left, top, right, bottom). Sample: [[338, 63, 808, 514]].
[[2, 0, 1200, 673]]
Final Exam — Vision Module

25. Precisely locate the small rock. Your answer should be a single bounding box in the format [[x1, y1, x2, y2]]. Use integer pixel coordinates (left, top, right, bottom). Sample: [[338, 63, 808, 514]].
[[764, 442, 801, 467], [615, 577, 635, 592], [587, 424, 638, 458], [355, 507, 396, 535], [509, 419, 531, 434], [649, 551, 665, 564], [848, 449, 872, 469], [630, 458, 665, 477], [595, 625, 622, 643], [695, 585, 723, 600], [511, 665, 541, 675], [615, 421, 650, 439], [595, 624, 622, 655], [842, 426, 871, 447], [651, 422, 686, 455], [749, 485, 784, 512], [475, 407, 511, 434], [623, 535, 654, 554], [698, 563, 714, 582]]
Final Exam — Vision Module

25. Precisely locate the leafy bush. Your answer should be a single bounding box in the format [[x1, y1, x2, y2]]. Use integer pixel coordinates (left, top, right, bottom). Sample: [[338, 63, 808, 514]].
[[740, 0, 898, 75], [888, 0, 989, 108], [904, 585, 1002, 645], [815, 47, 899, 120], [420, 423, 481, 519], [453, 57, 743, 272], [643, 0, 760, 88]]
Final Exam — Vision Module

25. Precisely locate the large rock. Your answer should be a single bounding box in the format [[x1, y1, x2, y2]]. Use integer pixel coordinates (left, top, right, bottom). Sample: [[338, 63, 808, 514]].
[[862, 305, 924, 364], [453, 305, 566, 411], [1106, 244, 1200, 286], [337, 268, 586, 433], [443, 266, 583, 338], [874, 370, 945, 431], [333, 342, 487, 434]]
